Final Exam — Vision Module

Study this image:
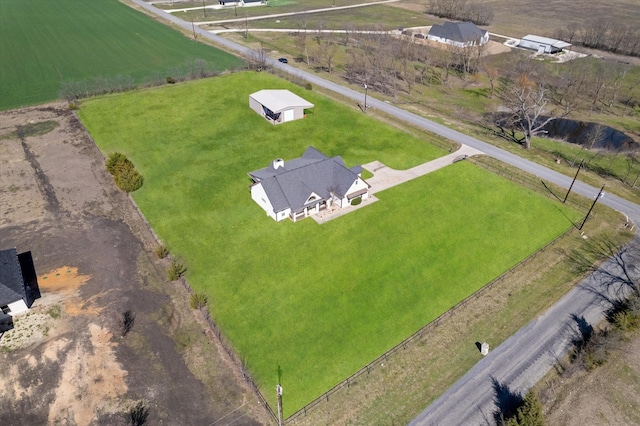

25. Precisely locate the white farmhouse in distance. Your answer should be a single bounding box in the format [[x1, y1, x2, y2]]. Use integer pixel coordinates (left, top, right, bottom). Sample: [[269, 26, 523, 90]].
[[427, 21, 489, 48]]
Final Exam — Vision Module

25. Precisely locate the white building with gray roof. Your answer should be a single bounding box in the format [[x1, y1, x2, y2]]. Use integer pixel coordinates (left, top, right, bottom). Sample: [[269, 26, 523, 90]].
[[427, 21, 489, 48], [248, 146, 370, 222]]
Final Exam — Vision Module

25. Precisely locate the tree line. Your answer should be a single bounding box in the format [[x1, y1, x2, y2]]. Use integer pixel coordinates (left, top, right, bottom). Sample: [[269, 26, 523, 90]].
[[555, 18, 640, 57], [427, 0, 494, 26]]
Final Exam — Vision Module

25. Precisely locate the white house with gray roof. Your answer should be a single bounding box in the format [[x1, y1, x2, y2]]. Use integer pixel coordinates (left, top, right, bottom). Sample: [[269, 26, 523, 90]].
[[427, 21, 489, 48], [248, 146, 370, 222], [249, 89, 314, 125], [0, 248, 29, 316]]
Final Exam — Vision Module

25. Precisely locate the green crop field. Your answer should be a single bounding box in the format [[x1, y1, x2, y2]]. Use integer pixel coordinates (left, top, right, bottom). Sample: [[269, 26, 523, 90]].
[[79, 71, 581, 416], [0, 0, 242, 111]]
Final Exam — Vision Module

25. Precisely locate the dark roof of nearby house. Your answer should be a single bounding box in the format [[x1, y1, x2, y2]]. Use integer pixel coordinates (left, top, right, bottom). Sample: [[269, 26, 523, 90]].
[[428, 21, 487, 43], [249, 146, 366, 213], [0, 248, 26, 306]]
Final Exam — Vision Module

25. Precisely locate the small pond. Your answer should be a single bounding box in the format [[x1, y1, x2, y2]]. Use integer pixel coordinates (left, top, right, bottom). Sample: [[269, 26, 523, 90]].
[[491, 113, 638, 151], [542, 118, 638, 151]]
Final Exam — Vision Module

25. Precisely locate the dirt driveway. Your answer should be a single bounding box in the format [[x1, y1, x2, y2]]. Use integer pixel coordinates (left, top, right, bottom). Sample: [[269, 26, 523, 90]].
[[0, 104, 268, 425]]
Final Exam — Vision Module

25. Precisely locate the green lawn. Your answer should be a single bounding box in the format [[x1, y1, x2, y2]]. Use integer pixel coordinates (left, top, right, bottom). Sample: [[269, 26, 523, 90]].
[[0, 0, 242, 111], [79, 71, 581, 416]]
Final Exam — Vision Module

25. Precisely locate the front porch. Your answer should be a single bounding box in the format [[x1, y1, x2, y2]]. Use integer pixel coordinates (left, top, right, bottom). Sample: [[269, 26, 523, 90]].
[[290, 200, 329, 222]]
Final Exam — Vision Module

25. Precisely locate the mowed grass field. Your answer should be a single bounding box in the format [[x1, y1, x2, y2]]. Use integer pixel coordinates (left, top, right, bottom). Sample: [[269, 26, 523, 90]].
[[0, 0, 242, 111], [79, 71, 581, 415]]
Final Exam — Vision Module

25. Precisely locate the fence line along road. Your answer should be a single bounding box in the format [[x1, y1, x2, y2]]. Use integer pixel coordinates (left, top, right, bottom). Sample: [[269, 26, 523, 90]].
[[286, 226, 574, 423]]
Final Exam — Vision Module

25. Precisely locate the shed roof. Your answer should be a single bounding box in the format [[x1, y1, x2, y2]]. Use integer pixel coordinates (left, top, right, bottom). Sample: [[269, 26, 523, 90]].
[[0, 248, 26, 306], [521, 35, 571, 48], [249, 90, 314, 113], [428, 21, 487, 43]]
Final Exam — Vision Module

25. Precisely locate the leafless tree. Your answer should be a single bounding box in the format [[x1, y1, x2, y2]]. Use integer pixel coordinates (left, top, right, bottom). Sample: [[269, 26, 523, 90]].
[[244, 44, 269, 71], [581, 18, 612, 49], [295, 19, 311, 65], [584, 123, 607, 149], [316, 33, 338, 73], [482, 65, 499, 98], [623, 152, 639, 184], [548, 60, 588, 112], [465, 3, 494, 26], [561, 22, 580, 45], [601, 66, 629, 109], [498, 74, 568, 149]]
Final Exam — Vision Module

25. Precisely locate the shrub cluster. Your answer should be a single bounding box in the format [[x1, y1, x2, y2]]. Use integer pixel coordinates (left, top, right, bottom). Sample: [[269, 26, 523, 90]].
[[566, 297, 640, 373], [167, 259, 187, 281], [499, 391, 545, 426], [189, 292, 208, 309], [128, 400, 149, 426], [154, 244, 169, 259], [106, 152, 144, 193]]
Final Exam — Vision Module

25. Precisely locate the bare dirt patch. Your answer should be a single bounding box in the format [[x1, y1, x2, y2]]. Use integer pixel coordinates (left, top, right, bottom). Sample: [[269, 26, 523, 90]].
[[0, 103, 267, 425]]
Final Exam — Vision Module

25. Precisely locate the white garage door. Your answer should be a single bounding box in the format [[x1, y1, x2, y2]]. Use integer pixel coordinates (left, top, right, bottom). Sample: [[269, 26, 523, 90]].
[[283, 109, 294, 122]]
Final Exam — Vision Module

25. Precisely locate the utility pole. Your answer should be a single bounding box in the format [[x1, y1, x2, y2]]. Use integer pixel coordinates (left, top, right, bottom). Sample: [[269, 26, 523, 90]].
[[202, 0, 207, 17], [579, 184, 605, 231], [363, 83, 368, 113], [563, 159, 584, 203], [191, 18, 197, 39], [276, 384, 283, 426]]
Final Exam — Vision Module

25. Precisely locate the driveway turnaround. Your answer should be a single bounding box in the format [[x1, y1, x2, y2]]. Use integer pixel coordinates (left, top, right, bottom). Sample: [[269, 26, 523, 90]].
[[364, 144, 484, 194]]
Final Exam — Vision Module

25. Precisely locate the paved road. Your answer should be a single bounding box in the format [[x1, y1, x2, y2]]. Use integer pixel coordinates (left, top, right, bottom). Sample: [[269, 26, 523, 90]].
[[189, 0, 400, 25], [129, 2, 640, 423], [409, 242, 639, 425]]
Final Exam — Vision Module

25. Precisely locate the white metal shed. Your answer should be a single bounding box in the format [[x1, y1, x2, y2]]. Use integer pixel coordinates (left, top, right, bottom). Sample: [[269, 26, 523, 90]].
[[249, 90, 314, 125], [519, 35, 571, 54]]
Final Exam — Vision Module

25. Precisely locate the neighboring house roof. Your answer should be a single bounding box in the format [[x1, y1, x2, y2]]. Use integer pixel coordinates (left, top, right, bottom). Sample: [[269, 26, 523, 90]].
[[0, 248, 26, 306], [521, 35, 571, 49], [249, 146, 366, 213], [249, 90, 314, 114], [428, 21, 487, 43]]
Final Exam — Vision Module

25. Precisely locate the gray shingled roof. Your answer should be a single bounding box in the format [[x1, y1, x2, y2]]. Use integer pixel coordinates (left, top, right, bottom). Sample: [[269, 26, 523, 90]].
[[0, 248, 26, 306], [428, 21, 487, 43], [249, 146, 364, 213]]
